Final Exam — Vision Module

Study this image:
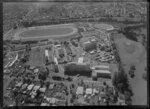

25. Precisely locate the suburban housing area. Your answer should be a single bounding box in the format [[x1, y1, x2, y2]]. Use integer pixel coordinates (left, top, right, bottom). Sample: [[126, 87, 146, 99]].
[[3, 1, 147, 107]]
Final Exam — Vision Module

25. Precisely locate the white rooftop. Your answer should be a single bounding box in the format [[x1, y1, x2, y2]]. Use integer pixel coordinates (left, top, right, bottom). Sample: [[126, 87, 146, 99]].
[[96, 70, 111, 74], [41, 103, 47, 106], [49, 84, 54, 89], [39, 87, 46, 92], [54, 57, 58, 65], [76, 86, 84, 95], [46, 97, 58, 104], [93, 65, 109, 69], [33, 85, 40, 91], [16, 82, 23, 87], [27, 84, 34, 90], [83, 41, 90, 44], [45, 50, 49, 57], [78, 57, 84, 64], [86, 88, 92, 95], [93, 88, 99, 94], [34, 69, 39, 73]]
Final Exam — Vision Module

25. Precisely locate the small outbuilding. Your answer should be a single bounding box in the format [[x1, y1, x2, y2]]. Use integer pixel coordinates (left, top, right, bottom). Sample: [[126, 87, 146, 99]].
[[76, 86, 84, 95]]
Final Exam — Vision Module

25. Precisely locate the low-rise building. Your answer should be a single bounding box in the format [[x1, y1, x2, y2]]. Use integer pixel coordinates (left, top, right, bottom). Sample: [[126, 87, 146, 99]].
[[78, 57, 84, 64], [96, 70, 111, 79], [93, 88, 99, 94], [21, 83, 28, 90], [27, 84, 34, 91], [41, 103, 47, 106], [54, 57, 58, 65], [76, 86, 84, 95], [85, 88, 92, 95], [92, 65, 110, 70], [92, 64, 111, 79], [33, 85, 40, 91], [46, 97, 58, 104], [16, 82, 23, 87], [39, 87, 47, 93], [49, 84, 54, 89]]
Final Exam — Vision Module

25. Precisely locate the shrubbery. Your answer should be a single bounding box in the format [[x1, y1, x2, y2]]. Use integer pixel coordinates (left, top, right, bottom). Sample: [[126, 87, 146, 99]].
[[112, 69, 133, 105]]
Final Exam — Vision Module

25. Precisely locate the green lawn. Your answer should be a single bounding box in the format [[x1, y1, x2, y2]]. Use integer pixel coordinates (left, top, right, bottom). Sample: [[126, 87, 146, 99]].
[[114, 34, 147, 105], [27, 47, 45, 67]]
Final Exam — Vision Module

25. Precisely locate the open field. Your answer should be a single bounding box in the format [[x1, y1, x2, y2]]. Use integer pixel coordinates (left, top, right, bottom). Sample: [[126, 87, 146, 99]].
[[114, 34, 147, 105], [27, 47, 45, 67]]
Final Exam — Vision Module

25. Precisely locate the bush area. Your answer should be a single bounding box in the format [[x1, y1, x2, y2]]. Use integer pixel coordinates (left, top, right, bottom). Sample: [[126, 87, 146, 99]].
[[112, 70, 134, 105], [118, 24, 146, 42], [142, 72, 147, 81]]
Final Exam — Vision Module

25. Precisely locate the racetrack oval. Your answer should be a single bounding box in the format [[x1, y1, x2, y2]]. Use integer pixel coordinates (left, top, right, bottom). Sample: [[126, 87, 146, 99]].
[[20, 27, 74, 37], [15, 24, 78, 41]]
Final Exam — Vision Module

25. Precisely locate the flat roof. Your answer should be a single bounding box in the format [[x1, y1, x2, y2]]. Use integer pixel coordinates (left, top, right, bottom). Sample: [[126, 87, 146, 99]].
[[45, 50, 49, 57], [96, 70, 111, 74], [93, 65, 109, 69], [78, 57, 84, 64]]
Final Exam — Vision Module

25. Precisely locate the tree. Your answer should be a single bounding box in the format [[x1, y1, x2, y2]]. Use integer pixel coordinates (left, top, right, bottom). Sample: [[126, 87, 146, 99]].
[[112, 70, 130, 94], [128, 65, 136, 78], [130, 65, 136, 71], [45, 81, 50, 89], [128, 70, 135, 78], [54, 65, 59, 73], [124, 90, 132, 105], [142, 72, 147, 81], [38, 67, 48, 81]]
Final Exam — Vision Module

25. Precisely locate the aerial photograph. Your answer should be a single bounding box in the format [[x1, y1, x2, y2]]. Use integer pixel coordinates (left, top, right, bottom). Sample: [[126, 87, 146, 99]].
[[3, 1, 147, 106]]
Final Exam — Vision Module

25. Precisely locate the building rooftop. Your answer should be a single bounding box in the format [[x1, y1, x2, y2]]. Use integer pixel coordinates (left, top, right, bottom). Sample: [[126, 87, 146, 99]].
[[76, 86, 84, 95], [92, 65, 110, 69], [45, 49, 49, 57], [33, 85, 40, 91], [21, 84, 28, 90], [41, 103, 47, 106], [49, 84, 54, 89], [16, 82, 23, 87], [27, 84, 34, 90], [34, 68, 39, 73], [96, 70, 111, 74], [86, 88, 92, 95], [46, 97, 58, 104], [78, 57, 84, 64], [39, 87, 47, 93]]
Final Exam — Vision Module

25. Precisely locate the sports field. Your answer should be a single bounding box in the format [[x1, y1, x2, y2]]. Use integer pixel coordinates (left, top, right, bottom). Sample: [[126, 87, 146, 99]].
[[14, 24, 78, 40]]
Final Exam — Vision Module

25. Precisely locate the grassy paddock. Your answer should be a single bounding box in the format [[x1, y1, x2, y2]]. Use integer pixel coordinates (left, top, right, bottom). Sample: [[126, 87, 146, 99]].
[[114, 34, 147, 105]]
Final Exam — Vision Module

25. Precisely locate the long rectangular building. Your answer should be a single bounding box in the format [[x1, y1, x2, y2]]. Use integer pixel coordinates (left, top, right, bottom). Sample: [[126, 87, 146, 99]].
[[92, 64, 111, 79], [92, 65, 109, 69]]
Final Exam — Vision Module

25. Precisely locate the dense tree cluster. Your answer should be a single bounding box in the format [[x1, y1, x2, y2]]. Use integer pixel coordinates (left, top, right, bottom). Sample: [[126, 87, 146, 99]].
[[84, 42, 97, 52], [112, 69, 134, 105], [38, 67, 49, 81]]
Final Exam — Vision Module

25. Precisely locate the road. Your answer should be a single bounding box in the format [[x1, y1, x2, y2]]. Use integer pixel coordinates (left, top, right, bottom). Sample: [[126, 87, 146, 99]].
[[8, 44, 52, 54]]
